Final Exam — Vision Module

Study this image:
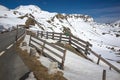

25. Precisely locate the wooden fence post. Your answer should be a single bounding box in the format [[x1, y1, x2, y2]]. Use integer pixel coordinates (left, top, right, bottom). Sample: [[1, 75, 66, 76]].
[[52, 32, 54, 40], [84, 42, 89, 55], [90, 49, 120, 73], [109, 66, 111, 70], [61, 50, 66, 70], [46, 31, 48, 39], [69, 35, 71, 45], [59, 33, 62, 42], [97, 55, 101, 65], [41, 42, 45, 55], [102, 70, 106, 80], [29, 35, 31, 46], [41, 31, 43, 38], [37, 31, 39, 37], [15, 25, 18, 41]]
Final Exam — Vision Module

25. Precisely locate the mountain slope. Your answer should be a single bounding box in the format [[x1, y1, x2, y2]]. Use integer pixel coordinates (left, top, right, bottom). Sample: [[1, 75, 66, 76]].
[[0, 4, 120, 72], [0, 5, 9, 11]]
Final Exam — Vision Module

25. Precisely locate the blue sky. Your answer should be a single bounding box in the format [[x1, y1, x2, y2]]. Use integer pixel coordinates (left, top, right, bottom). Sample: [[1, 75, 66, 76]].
[[0, 0, 120, 23]]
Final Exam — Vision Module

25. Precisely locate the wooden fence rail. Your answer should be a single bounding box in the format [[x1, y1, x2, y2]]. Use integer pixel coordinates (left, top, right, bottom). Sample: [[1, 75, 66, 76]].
[[89, 49, 120, 73], [37, 31, 120, 73], [37, 31, 92, 55], [29, 35, 66, 70]]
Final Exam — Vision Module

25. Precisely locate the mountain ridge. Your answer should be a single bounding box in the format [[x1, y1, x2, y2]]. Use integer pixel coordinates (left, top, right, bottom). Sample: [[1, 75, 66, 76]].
[[0, 5, 9, 11], [0, 4, 120, 54], [0, 4, 120, 80]]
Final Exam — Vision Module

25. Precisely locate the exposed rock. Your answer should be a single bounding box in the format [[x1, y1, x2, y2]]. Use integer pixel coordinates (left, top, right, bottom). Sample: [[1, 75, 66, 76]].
[[30, 48, 37, 56], [48, 62, 58, 74], [22, 41, 27, 46], [25, 17, 35, 28]]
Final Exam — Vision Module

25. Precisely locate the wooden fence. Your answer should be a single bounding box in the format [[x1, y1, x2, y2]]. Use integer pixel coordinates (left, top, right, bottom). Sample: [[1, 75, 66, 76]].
[[29, 35, 66, 70], [89, 49, 120, 73], [37, 31, 120, 73], [37, 31, 92, 55]]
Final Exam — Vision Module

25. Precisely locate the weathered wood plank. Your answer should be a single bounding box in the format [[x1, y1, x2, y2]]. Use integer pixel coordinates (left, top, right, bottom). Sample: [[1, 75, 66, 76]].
[[61, 50, 67, 70], [31, 38, 43, 47], [102, 70, 106, 80], [71, 38, 86, 48], [32, 36, 65, 53], [59, 33, 62, 42], [97, 55, 101, 65], [44, 46, 63, 59], [43, 52, 61, 65], [71, 35, 92, 46], [52, 32, 54, 39], [71, 42, 86, 52]]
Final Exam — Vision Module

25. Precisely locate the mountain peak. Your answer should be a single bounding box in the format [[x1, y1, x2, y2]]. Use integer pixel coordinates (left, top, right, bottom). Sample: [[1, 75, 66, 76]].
[[67, 14, 94, 22], [15, 5, 41, 12]]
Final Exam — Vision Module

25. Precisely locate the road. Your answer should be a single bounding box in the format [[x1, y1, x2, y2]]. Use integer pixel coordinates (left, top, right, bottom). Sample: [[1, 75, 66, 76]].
[[0, 28, 25, 52], [0, 28, 29, 80]]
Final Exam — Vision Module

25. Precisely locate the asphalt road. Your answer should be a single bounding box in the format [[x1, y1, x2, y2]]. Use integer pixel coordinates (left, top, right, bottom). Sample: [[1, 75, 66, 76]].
[[0, 28, 25, 52], [0, 45, 29, 80], [0, 28, 29, 80]]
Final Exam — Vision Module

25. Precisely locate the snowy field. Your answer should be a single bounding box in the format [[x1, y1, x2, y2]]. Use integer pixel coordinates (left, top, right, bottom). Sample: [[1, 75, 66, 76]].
[[22, 35, 120, 80], [0, 5, 120, 80]]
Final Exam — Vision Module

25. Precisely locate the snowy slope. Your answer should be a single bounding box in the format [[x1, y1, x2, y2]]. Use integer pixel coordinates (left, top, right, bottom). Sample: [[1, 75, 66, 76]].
[[39, 50, 120, 80], [0, 4, 120, 74], [64, 50, 120, 80], [0, 5, 9, 11], [23, 35, 120, 80], [111, 20, 120, 27], [44, 13, 120, 67], [0, 5, 28, 30]]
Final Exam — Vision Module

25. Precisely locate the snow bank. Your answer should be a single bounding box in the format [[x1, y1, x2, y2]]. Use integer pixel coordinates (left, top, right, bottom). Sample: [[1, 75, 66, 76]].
[[63, 50, 120, 80], [25, 72, 36, 80]]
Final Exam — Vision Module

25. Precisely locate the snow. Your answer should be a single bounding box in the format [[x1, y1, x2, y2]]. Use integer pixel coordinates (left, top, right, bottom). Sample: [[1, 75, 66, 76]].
[[15, 5, 41, 11], [29, 25, 42, 32], [38, 56, 60, 74], [111, 20, 120, 27], [89, 43, 120, 69], [0, 5, 9, 11], [14, 5, 42, 15], [63, 50, 120, 80], [0, 23, 13, 30], [38, 48, 120, 80], [0, 6, 27, 31], [21, 33, 120, 80], [20, 35, 31, 54], [30, 36, 64, 62], [0, 17, 27, 25], [37, 37, 120, 80], [25, 72, 36, 80], [0, 4, 120, 80]]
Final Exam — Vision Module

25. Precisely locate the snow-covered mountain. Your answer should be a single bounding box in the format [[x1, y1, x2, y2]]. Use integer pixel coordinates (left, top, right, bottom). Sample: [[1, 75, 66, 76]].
[[0, 5, 9, 11], [0, 4, 120, 65], [0, 4, 120, 80]]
